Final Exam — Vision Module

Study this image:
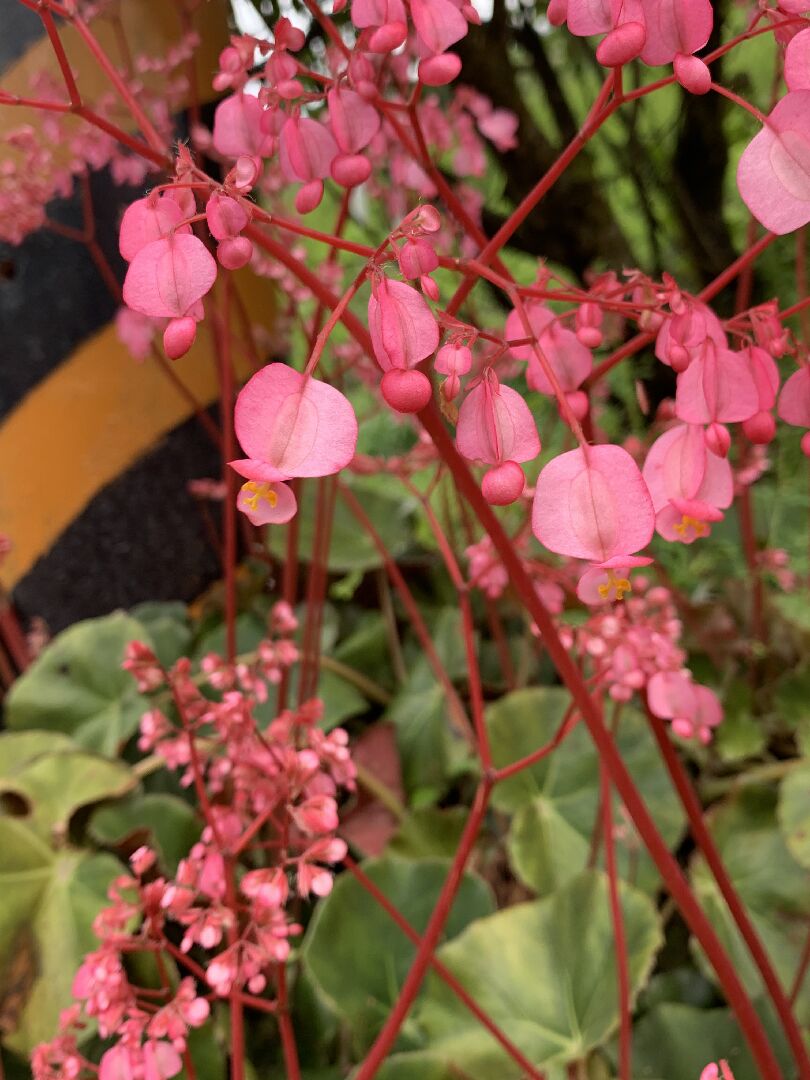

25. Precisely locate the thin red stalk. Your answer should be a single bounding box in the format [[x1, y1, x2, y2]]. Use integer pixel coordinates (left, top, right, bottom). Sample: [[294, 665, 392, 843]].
[[601, 766, 632, 1080], [417, 403, 783, 1079], [276, 962, 301, 1080], [493, 703, 580, 782], [790, 927, 810, 1006], [39, 8, 81, 107], [399, 475, 491, 767], [344, 856, 546, 1080], [71, 13, 167, 155], [353, 781, 493, 1080], [214, 286, 238, 662], [588, 232, 779, 388], [645, 707, 810, 1076], [225, 865, 245, 1080], [277, 480, 301, 713], [338, 481, 475, 746]]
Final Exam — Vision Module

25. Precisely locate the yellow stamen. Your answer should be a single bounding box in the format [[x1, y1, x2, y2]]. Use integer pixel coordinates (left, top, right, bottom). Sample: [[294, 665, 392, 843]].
[[597, 568, 632, 602], [674, 514, 708, 540], [241, 481, 278, 512]]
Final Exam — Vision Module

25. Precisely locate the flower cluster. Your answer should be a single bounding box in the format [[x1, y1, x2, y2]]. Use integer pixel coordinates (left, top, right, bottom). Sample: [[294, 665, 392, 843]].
[[34, 603, 354, 1080]]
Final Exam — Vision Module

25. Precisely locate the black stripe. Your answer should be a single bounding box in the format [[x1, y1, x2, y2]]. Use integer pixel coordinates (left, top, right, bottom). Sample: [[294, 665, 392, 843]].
[[11, 414, 225, 632]]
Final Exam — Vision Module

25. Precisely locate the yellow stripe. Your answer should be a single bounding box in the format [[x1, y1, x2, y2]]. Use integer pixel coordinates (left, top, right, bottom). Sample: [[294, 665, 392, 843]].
[[0, 271, 273, 589]]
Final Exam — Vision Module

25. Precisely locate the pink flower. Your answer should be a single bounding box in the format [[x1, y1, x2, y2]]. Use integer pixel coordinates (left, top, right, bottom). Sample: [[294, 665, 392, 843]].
[[786, 28, 810, 90], [410, 0, 469, 55], [638, 0, 712, 67], [279, 114, 339, 212], [231, 363, 358, 524], [122, 234, 218, 360], [674, 340, 759, 454], [212, 93, 274, 160], [506, 301, 592, 418], [778, 366, 810, 429], [368, 276, 439, 411], [435, 341, 472, 399], [642, 423, 732, 542], [456, 369, 541, 504], [737, 90, 810, 234], [532, 444, 655, 600], [119, 195, 190, 262], [648, 670, 722, 743], [655, 300, 726, 372]]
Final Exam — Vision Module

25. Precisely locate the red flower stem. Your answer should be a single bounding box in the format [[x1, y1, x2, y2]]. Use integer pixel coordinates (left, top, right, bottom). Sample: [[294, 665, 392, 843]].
[[416, 402, 783, 1079], [353, 780, 493, 1080], [790, 927, 810, 1006], [338, 481, 476, 747], [444, 75, 616, 319], [276, 963, 301, 1080], [645, 706, 810, 1076], [71, 12, 168, 156], [214, 285, 238, 663], [0, 91, 70, 111], [601, 765, 632, 1080], [344, 855, 547, 1080], [38, 8, 81, 107], [398, 474, 491, 767], [587, 232, 779, 388]]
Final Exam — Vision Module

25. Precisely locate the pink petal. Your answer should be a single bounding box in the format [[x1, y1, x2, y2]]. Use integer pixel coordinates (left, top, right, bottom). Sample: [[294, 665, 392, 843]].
[[567, 0, 612, 36], [327, 87, 380, 153], [123, 235, 217, 319], [675, 341, 759, 424], [279, 116, 338, 182], [737, 91, 810, 234], [532, 444, 654, 563], [639, 0, 712, 66], [234, 363, 358, 477], [786, 28, 810, 91], [456, 372, 540, 466], [741, 345, 780, 410], [410, 0, 468, 53], [647, 670, 696, 720], [237, 479, 297, 525], [778, 366, 810, 427], [368, 278, 439, 371], [505, 301, 555, 361], [119, 196, 189, 262], [527, 323, 593, 395], [212, 93, 273, 159], [351, 0, 407, 28]]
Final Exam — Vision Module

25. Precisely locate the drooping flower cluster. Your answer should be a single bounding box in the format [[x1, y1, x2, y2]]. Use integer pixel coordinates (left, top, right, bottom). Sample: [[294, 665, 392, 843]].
[[34, 603, 354, 1080]]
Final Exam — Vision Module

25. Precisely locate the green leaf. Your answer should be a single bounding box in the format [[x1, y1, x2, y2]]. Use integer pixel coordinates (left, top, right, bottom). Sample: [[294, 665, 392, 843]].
[[631, 1003, 790, 1080], [0, 731, 76, 779], [412, 871, 662, 1076], [89, 793, 201, 873], [0, 819, 121, 1053], [386, 609, 474, 797], [130, 601, 192, 669], [4, 612, 153, 755], [778, 761, 810, 869], [0, 750, 135, 841], [690, 786, 810, 1025], [388, 808, 468, 859], [487, 689, 684, 893], [302, 857, 495, 1053]]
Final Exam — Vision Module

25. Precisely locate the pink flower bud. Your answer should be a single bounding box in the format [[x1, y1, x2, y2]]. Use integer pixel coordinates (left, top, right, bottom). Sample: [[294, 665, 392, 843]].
[[802, 431, 810, 458], [674, 53, 711, 94], [295, 179, 325, 214], [368, 22, 408, 51], [163, 317, 197, 360], [421, 274, 440, 302], [742, 410, 776, 444], [596, 22, 646, 66], [331, 153, 372, 187], [435, 342, 472, 377], [419, 53, 463, 85], [704, 422, 730, 457], [482, 461, 525, 504], [217, 236, 253, 270], [564, 389, 589, 420], [381, 368, 433, 412]]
